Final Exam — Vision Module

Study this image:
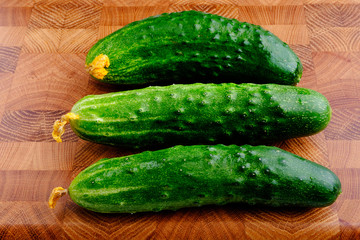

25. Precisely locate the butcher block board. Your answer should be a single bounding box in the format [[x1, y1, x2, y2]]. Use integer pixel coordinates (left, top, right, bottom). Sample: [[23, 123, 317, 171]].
[[0, 0, 360, 239]]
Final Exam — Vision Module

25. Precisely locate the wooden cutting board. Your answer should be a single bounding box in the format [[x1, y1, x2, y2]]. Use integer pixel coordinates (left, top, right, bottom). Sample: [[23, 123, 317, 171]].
[[0, 0, 359, 239]]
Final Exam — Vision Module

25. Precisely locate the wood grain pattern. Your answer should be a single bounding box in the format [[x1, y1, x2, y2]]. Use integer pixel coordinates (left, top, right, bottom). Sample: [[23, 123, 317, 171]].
[[0, 170, 71, 201], [0, 142, 76, 170], [334, 169, 360, 200], [0, 7, 32, 26], [100, 6, 170, 25], [328, 141, 360, 168], [0, 46, 21, 73], [0, 0, 359, 239], [0, 110, 78, 142], [0, 73, 13, 115], [324, 108, 360, 140], [0, 26, 27, 46], [262, 25, 310, 45], [242, 207, 340, 240], [6, 53, 89, 110], [237, 5, 306, 25], [0, 201, 66, 239], [23, 28, 62, 53], [169, 4, 239, 18], [352, 52, 360, 76]]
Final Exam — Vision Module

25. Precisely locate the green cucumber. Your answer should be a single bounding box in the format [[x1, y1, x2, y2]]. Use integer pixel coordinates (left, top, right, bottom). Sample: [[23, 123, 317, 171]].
[[85, 10, 302, 85], [49, 144, 341, 213], [52, 83, 331, 148]]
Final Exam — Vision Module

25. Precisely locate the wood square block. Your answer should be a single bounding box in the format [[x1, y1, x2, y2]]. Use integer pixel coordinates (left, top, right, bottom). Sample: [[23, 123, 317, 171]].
[[169, 0, 239, 6], [0, 7, 32, 26], [100, 6, 170, 26], [170, 0, 303, 6], [290, 45, 315, 72], [5, 53, 89, 110], [169, 4, 239, 19], [0, 110, 78, 142], [328, 141, 360, 169], [308, 27, 360, 52], [278, 133, 329, 167], [80, 0, 105, 5], [0, 201, 66, 239], [317, 78, 359, 109], [29, 1, 103, 29], [338, 4, 360, 27], [262, 25, 310, 45], [242, 207, 340, 239], [306, 3, 360, 28], [28, 4, 66, 29], [0, 0, 34, 7], [0, 46, 21, 73], [304, 4, 343, 28], [312, 52, 353, 84], [338, 200, 360, 239], [12, 53, 88, 82], [34, 0, 104, 4], [0, 170, 71, 201], [0, 142, 76, 170], [155, 206, 246, 239], [58, 29, 98, 53], [324, 108, 360, 140], [63, 200, 159, 239], [333, 169, 360, 200], [5, 80, 85, 110], [297, 68, 318, 89], [0, 27, 27, 46], [98, 25, 123, 39], [23, 28, 98, 53], [0, 73, 13, 115], [237, 5, 306, 25], [254, 0, 303, 5], [289, 44, 317, 88], [22, 28, 62, 53], [62, 3, 102, 29], [351, 52, 360, 77], [104, 0, 170, 7], [304, 0, 360, 3], [313, 52, 360, 108]]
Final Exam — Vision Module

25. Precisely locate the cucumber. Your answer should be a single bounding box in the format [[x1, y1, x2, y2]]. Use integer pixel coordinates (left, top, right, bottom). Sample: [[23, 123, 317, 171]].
[[85, 10, 302, 86], [52, 83, 331, 148], [48, 144, 341, 213]]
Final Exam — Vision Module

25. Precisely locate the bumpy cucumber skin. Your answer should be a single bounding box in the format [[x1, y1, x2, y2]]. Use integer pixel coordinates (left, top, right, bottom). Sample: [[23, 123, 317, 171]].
[[69, 83, 331, 149], [86, 10, 302, 85], [68, 144, 341, 213]]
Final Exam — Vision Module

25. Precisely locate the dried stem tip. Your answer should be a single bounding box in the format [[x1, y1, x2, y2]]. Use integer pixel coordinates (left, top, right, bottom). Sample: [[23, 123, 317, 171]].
[[48, 187, 67, 209], [52, 112, 79, 143]]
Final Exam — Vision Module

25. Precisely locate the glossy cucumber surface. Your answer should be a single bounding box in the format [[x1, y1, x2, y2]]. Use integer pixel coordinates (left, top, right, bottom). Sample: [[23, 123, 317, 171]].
[[68, 83, 331, 149], [86, 10, 302, 85], [68, 144, 341, 213]]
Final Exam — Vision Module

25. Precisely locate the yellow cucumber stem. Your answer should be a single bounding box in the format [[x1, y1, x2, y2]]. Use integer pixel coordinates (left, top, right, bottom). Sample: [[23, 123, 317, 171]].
[[48, 187, 67, 209], [52, 112, 79, 143], [86, 54, 110, 80]]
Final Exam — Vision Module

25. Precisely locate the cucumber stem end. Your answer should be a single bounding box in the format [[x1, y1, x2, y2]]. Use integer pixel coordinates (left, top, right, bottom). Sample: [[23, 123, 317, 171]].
[[52, 113, 79, 143], [48, 187, 67, 209]]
